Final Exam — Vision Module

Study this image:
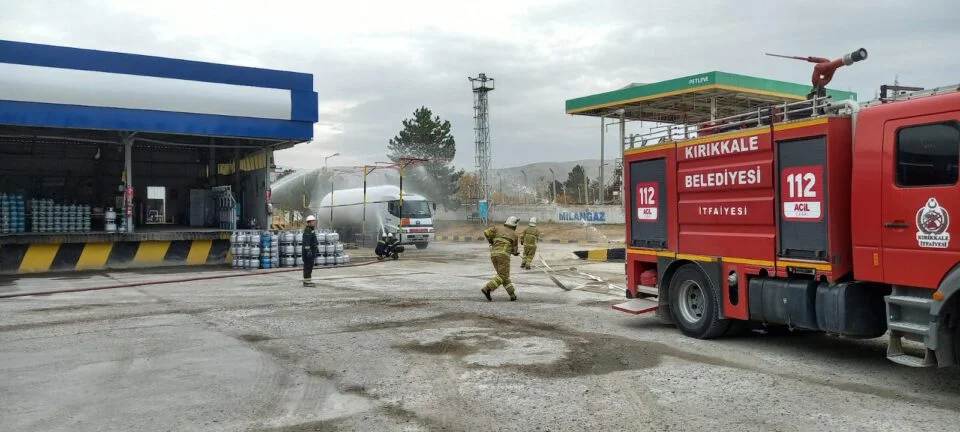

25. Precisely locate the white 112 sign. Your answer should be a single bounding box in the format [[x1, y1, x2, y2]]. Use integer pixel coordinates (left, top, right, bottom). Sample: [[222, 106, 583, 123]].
[[636, 182, 659, 222]]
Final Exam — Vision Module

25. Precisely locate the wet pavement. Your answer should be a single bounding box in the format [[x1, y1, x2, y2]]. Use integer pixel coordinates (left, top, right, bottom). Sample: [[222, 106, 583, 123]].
[[1, 242, 959, 431]]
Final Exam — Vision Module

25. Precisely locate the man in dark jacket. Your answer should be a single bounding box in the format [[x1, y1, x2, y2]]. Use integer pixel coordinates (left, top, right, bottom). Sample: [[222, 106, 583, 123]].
[[302, 215, 319, 286]]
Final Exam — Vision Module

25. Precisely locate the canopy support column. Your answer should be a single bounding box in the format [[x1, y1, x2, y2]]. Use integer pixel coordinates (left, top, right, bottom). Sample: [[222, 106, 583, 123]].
[[122, 134, 134, 233], [599, 115, 605, 205]]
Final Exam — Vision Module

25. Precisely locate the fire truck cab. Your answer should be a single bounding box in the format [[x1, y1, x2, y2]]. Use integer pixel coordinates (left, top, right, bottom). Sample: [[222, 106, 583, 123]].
[[565, 57, 960, 367]]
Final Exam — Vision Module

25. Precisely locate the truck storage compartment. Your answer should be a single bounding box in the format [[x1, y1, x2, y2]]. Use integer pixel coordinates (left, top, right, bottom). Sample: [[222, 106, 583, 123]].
[[815, 281, 889, 338], [629, 158, 668, 249], [748, 278, 819, 330], [777, 135, 829, 261]]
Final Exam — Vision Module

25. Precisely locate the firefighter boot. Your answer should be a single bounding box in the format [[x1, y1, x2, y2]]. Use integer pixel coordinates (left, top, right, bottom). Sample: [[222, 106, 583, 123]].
[[482, 275, 502, 301], [506, 284, 517, 301]]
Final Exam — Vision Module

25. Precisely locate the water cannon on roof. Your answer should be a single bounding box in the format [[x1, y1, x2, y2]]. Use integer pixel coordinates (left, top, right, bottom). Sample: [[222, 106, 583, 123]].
[[766, 48, 868, 99]]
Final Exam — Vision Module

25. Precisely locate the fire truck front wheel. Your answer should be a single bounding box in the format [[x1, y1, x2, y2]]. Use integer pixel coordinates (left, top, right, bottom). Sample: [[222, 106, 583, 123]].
[[668, 264, 730, 339]]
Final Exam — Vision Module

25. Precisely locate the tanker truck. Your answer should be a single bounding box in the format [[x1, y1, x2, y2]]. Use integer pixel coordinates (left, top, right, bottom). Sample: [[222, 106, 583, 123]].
[[317, 185, 435, 249]]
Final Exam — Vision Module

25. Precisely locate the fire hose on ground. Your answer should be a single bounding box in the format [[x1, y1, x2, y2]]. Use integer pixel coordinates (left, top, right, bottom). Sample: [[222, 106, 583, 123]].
[[0, 259, 386, 299], [1, 253, 620, 299]]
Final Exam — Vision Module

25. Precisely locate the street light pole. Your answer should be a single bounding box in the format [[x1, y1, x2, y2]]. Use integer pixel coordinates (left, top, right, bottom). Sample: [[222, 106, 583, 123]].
[[583, 173, 589, 205], [363, 166, 370, 238], [521, 169, 528, 204], [324, 152, 340, 171], [499, 174, 503, 204], [548, 167, 557, 203], [322, 153, 340, 227]]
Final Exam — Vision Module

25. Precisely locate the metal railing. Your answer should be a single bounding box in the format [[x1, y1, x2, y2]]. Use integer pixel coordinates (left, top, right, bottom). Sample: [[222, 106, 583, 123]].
[[623, 95, 836, 151], [621, 83, 960, 151], [861, 84, 960, 108]]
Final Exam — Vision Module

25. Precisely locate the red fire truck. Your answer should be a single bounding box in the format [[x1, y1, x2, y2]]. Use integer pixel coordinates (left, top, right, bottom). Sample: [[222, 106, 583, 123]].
[[578, 49, 960, 367]]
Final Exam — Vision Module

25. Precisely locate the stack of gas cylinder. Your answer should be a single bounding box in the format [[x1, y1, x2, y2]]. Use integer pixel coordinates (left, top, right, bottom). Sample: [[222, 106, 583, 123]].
[[0, 193, 26, 234], [29, 199, 91, 233], [230, 231, 279, 269], [230, 229, 350, 269]]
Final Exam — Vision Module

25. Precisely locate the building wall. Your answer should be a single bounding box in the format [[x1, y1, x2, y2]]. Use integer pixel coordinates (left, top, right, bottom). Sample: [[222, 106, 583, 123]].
[[0, 136, 242, 229], [434, 204, 625, 225], [240, 169, 268, 229], [133, 147, 210, 225]]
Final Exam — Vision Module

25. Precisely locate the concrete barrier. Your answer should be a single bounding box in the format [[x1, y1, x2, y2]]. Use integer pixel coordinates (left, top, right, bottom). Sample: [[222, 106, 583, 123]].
[[573, 247, 626, 262], [435, 235, 602, 245], [434, 204, 624, 225], [0, 239, 231, 275]]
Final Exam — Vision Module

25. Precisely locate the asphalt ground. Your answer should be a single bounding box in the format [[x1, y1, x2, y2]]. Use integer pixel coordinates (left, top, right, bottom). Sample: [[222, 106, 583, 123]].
[[1, 242, 959, 431]]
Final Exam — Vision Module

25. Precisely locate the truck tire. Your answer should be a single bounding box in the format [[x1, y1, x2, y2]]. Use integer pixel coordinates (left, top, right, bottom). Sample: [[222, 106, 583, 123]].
[[668, 264, 730, 339], [415, 242, 428, 250], [954, 316, 960, 367]]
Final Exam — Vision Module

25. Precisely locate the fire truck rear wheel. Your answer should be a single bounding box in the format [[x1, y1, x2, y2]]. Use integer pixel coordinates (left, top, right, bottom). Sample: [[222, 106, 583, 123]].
[[954, 316, 960, 366], [668, 264, 730, 339]]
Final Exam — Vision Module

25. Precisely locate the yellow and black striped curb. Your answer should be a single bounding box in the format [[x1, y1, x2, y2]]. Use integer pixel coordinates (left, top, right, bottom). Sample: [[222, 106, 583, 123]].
[[0, 239, 231, 275], [573, 248, 626, 262], [436, 235, 602, 245]]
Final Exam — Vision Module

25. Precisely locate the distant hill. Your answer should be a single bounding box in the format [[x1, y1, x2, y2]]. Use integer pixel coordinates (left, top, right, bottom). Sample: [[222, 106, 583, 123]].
[[491, 159, 603, 189], [314, 158, 613, 196]]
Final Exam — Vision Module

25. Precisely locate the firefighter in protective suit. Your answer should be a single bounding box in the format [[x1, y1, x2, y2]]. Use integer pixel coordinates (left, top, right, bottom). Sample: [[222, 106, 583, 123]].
[[481, 216, 520, 301], [520, 217, 541, 269]]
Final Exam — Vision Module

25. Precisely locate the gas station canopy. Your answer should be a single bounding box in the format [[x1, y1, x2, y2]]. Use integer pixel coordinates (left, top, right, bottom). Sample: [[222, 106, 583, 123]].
[[0, 39, 318, 148], [565, 71, 857, 124]]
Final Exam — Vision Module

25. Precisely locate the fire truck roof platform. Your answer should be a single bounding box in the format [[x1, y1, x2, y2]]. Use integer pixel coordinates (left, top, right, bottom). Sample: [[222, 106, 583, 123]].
[[565, 71, 857, 124]]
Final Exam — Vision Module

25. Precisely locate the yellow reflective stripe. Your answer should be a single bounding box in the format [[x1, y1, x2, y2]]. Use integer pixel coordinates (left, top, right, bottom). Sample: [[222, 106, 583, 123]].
[[587, 249, 607, 260], [134, 241, 170, 263], [777, 259, 832, 271], [724, 257, 776, 267], [76, 243, 113, 270], [187, 240, 213, 265], [676, 253, 718, 263], [20, 244, 60, 273]]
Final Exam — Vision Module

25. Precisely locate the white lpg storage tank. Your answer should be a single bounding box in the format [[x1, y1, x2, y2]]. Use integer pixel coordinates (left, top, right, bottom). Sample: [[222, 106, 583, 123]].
[[316, 185, 435, 249]]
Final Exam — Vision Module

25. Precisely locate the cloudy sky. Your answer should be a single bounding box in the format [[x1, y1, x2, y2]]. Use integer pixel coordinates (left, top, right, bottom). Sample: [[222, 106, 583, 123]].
[[1, 0, 957, 171]]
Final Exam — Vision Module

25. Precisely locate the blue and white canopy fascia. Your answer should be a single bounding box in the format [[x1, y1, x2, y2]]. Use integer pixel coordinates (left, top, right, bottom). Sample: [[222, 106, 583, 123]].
[[0, 40, 317, 142]]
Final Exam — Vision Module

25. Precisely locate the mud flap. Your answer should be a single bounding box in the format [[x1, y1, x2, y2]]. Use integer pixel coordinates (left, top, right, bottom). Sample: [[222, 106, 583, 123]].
[[613, 298, 659, 315]]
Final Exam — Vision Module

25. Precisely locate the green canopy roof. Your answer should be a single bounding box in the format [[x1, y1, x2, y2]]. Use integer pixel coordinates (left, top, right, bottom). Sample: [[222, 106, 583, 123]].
[[566, 71, 858, 124]]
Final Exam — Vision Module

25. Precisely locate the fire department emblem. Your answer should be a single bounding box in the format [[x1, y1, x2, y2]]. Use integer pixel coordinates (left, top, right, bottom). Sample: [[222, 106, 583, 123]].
[[916, 197, 950, 248]]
